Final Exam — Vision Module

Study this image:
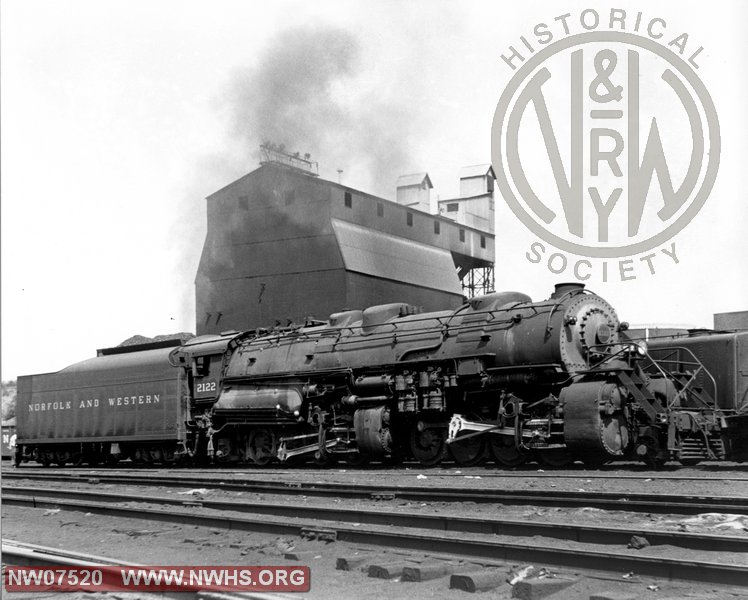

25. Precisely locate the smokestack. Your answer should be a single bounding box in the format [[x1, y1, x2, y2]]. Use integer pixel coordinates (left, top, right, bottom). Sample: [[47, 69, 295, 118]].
[[551, 283, 585, 299]]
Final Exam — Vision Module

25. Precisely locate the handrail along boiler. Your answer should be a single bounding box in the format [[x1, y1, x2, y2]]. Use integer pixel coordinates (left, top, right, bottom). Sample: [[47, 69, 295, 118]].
[[173, 283, 747, 467]]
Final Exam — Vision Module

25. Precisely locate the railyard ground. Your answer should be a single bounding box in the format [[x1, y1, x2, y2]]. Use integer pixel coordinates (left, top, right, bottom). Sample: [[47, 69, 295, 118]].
[[2, 462, 748, 600]]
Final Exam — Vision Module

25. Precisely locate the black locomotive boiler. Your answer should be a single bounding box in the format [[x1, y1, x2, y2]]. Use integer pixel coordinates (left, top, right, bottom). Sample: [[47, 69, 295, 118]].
[[15, 284, 748, 468]]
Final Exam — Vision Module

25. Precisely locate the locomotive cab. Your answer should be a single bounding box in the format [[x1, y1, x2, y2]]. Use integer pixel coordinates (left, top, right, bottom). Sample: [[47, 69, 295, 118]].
[[169, 332, 241, 407]]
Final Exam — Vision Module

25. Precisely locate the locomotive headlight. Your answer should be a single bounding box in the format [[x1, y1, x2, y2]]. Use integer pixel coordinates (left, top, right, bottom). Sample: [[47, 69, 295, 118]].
[[595, 323, 611, 344], [293, 410, 300, 417], [637, 342, 647, 356]]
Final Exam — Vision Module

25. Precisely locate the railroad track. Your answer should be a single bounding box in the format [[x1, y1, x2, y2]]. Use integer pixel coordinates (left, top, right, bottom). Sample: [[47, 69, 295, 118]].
[[4, 485, 747, 554], [7, 465, 748, 482], [1, 539, 293, 600], [4, 488, 747, 586], [2, 539, 133, 568], [5, 471, 748, 514]]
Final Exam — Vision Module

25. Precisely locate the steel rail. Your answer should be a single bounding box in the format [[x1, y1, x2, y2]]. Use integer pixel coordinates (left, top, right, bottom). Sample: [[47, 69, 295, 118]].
[[1, 539, 295, 600], [4, 471, 748, 514], [4, 485, 746, 554], [4, 495, 747, 587], [2, 539, 132, 567], [7, 465, 748, 482]]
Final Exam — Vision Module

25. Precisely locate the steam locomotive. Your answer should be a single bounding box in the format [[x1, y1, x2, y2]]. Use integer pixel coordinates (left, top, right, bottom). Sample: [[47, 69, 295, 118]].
[[15, 283, 748, 468]]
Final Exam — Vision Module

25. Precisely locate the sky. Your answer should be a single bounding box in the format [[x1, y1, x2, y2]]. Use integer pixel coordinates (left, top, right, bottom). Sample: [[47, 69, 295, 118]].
[[2, 0, 747, 379]]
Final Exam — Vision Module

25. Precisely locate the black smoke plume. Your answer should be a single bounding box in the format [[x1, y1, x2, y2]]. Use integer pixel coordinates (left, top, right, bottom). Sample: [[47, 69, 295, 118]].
[[226, 24, 424, 196]]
